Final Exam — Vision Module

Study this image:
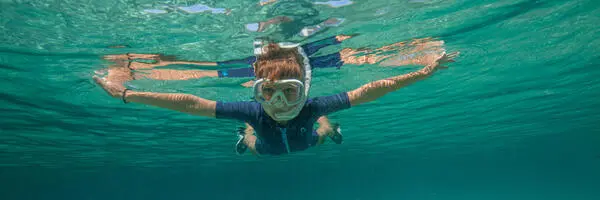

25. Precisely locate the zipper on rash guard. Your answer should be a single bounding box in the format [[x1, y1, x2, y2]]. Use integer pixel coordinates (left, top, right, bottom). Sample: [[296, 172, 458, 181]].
[[279, 128, 291, 153]]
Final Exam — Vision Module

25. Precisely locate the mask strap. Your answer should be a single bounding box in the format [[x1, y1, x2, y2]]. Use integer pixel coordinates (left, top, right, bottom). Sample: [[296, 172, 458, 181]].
[[295, 45, 312, 98], [253, 40, 264, 56]]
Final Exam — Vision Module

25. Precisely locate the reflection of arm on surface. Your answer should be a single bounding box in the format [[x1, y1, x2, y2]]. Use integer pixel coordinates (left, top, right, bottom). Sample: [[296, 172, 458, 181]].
[[133, 69, 219, 81], [339, 38, 447, 66]]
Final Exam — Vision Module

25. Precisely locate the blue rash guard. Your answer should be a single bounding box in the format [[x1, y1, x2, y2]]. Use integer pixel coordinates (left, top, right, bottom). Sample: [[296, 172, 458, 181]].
[[216, 92, 351, 155], [215, 36, 345, 78]]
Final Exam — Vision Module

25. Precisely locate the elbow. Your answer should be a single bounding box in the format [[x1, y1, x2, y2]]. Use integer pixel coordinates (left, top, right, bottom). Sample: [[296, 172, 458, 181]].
[[190, 97, 217, 117], [348, 91, 381, 106]]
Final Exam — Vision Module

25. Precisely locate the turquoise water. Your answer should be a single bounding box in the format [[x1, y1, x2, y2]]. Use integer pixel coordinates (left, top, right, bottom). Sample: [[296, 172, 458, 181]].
[[1, 0, 600, 199]]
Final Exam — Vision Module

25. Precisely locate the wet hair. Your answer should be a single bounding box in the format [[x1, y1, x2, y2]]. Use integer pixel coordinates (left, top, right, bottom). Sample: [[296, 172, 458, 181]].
[[254, 43, 304, 81]]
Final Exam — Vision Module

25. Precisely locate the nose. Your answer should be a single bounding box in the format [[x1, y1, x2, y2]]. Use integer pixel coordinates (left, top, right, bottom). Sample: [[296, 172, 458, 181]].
[[273, 100, 285, 108]]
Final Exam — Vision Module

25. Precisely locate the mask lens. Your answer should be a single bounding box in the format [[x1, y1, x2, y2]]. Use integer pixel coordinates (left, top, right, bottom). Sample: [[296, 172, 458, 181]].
[[260, 85, 276, 101], [282, 85, 300, 103], [258, 80, 303, 104]]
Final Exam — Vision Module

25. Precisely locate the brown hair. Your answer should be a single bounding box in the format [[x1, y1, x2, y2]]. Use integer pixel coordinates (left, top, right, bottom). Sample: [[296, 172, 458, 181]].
[[254, 43, 304, 81]]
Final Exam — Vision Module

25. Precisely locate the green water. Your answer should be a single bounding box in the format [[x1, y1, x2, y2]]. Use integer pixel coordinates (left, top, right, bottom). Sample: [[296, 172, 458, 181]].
[[1, 0, 599, 199]]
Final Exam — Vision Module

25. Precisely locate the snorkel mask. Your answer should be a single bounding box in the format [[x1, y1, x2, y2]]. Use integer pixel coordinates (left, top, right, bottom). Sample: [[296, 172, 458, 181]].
[[252, 40, 312, 121]]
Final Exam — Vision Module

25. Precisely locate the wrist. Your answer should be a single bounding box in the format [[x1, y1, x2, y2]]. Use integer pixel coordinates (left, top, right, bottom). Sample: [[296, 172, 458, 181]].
[[422, 62, 440, 74], [420, 66, 433, 74]]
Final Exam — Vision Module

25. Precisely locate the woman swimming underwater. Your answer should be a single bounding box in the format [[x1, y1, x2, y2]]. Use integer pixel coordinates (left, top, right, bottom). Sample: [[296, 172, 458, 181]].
[[95, 37, 458, 156]]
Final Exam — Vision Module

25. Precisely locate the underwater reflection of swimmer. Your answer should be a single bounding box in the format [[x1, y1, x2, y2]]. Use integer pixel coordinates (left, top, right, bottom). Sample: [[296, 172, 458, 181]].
[[103, 35, 353, 83], [105, 36, 448, 87]]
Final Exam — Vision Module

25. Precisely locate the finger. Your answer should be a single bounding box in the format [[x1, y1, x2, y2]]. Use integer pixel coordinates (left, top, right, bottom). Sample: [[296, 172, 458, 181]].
[[93, 75, 105, 86], [94, 77, 114, 94], [94, 69, 107, 76], [93, 76, 112, 94], [448, 52, 460, 58]]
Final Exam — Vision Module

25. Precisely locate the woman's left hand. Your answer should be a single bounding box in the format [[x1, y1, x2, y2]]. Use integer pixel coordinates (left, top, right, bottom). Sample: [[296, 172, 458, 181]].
[[93, 76, 126, 98]]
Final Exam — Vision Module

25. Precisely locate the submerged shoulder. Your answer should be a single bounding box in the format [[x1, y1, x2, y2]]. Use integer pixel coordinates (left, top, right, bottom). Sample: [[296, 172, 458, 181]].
[[215, 101, 263, 118], [305, 92, 352, 114], [307, 92, 350, 105]]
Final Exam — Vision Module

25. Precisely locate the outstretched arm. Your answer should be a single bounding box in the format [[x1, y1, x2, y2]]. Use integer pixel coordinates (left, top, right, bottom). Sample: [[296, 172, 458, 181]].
[[93, 76, 217, 117], [347, 52, 458, 106], [125, 91, 216, 117]]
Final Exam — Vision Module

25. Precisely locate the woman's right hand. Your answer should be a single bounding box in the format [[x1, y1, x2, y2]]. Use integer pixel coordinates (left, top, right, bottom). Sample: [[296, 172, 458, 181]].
[[93, 76, 126, 98], [436, 51, 459, 66], [424, 51, 460, 72]]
